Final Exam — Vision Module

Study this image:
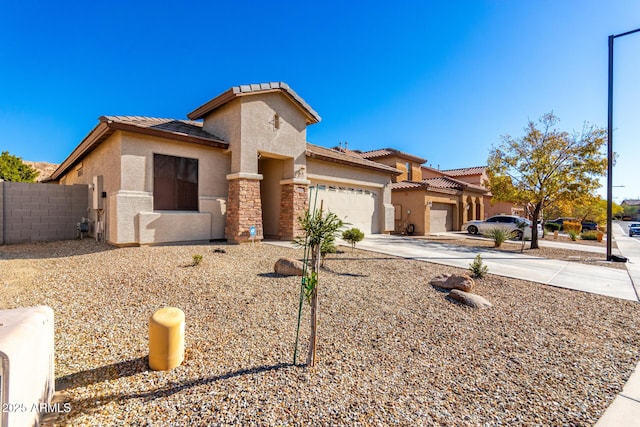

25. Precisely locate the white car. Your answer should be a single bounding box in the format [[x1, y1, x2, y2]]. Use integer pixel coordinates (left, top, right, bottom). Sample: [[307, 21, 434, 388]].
[[462, 215, 542, 240]]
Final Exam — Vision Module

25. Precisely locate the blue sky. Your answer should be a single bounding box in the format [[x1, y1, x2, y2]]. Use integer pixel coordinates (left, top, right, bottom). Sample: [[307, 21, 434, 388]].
[[1, 1, 638, 201]]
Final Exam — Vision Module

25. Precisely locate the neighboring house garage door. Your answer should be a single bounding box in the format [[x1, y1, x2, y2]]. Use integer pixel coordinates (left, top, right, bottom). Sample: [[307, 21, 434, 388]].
[[311, 184, 379, 234], [430, 203, 453, 233]]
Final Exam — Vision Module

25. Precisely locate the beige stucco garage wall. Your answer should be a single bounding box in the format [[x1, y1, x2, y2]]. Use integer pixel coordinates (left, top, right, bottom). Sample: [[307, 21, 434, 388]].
[[392, 190, 460, 235], [306, 158, 394, 232]]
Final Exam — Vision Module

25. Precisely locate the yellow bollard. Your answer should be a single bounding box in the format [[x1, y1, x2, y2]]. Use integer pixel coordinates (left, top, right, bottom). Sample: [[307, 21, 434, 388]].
[[149, 307, 185, 371]]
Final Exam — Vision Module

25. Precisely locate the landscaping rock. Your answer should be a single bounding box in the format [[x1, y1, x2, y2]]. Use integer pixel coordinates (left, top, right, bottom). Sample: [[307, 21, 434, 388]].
[[430, 273, 475, 292], [448, 289, 492, 309], [274, 257, 306, 276]]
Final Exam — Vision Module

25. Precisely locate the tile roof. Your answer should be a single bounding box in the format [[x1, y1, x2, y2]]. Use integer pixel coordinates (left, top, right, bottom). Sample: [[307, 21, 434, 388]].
[[425, 176, 488, 193], [424, 177, 463, 189], [358, 148, 426, 164], [390, 176, 488, 194], [50, 116, 228, 181], [390, 181, 428, 190], [306, 144, 401, 175], [100, 116, 226, 143], [440, 166, 486, 176], [622, 199, 640, 206], [187, 82, 321, 124]]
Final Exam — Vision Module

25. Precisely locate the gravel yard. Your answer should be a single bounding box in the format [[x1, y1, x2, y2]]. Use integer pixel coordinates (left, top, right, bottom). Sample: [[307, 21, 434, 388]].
[[1, 239, 639, 426]]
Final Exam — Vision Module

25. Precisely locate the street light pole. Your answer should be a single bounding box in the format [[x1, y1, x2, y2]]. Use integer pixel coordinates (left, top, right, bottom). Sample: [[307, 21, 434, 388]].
[[607, 28, 640, 261]]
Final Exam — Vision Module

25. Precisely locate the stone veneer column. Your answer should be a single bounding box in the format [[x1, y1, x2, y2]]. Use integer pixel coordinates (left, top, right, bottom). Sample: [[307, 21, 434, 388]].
[[279, 179, 310, 240], [225, 174, 264, 244]]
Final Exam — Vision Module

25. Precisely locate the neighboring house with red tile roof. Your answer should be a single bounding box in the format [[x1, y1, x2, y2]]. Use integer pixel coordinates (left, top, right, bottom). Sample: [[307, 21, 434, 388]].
[[351, 153, 524, 235], [50, 83, 401, 245]]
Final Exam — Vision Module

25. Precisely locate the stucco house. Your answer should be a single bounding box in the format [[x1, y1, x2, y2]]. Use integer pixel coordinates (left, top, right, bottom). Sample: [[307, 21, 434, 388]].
[[331, 148, 524, 235], [50, 83, 400, 245], [438, 166, 525, 219]]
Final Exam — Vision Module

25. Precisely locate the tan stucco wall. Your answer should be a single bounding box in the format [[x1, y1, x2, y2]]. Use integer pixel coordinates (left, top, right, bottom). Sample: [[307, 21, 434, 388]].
[[392, 191, 427, 234], [259, 157, 284, 238], [392, 190, 461, 234], [484, 197, 522, 219], [421, 167, 446, 179], [203, 99, 242, 171], [138, 211, 213, 244], [241, 92, 307, 176], [452, 172, 488, 187], [58, 133, 122, 241], [61, 130, 231, 245], [203, 92, 308, 179], [372, 157, 423, 182]]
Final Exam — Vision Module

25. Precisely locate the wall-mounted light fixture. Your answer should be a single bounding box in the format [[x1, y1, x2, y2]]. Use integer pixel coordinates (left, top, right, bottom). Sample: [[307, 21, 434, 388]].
[[273, 113, 280, 130], [426, 200, 433, 208]]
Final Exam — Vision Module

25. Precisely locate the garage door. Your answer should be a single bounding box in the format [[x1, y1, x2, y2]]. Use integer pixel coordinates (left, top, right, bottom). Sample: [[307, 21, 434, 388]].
[[311, 184, 379, 234], [430, 203, 453, 233]]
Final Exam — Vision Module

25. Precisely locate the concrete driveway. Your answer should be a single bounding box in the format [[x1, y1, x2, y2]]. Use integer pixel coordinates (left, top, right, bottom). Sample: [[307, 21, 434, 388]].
[[355, 233, 638, 301]]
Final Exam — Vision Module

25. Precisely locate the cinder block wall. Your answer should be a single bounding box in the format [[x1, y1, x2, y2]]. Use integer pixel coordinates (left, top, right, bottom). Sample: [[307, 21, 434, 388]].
[[1, 182, 89, 245]]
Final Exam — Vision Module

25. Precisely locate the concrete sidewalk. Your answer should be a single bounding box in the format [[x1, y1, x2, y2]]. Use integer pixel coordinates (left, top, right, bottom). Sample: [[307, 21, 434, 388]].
[[594, 224, 640, 426], [355, 233, 638, 301]]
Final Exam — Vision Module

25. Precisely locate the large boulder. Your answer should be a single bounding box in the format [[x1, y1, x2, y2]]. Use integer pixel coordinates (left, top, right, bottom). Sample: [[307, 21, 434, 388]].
[[448, 289, 492, 309], [274, 258, 306, 276], [430, 274, 475, 292]]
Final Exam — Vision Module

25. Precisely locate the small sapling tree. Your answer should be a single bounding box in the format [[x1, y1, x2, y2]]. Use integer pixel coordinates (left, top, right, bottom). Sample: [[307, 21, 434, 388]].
[[342, 228, 364, 251], [293, 204, 343, 366]]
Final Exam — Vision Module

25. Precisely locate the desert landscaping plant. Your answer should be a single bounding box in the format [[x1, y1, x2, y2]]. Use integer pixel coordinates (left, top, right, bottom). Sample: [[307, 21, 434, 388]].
[[486, 227, 509, 248], [191, 254, 203, 266], [567, 230, 579, 241], [581, 230, 599, 241], [469, 254, 489, 278], [545, 222, 561, 232], [563, 221, 582, 235], [293, 203, 343, 366], [342, 227, 364, 251]]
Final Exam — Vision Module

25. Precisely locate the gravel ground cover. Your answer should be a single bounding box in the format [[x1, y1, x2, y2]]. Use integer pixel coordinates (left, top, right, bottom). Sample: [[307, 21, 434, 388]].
[[1, 239, 639, 426]]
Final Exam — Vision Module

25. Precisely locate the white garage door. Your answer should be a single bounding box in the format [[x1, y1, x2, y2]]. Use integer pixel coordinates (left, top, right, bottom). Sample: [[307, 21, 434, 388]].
[[430, 203, 453, 233], [311, 184, 379, 234]]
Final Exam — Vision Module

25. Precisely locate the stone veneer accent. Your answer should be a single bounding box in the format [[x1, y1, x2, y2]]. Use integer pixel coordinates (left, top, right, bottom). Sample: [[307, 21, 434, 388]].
[[225, 178, 263, 243], [279, 183, 309, 240]]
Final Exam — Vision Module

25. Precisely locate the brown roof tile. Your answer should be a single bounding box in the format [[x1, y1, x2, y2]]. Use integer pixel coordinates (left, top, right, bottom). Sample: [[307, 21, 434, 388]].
[[390, 181, 427, 190], [441, 166, 487, 176], [359, 148, 426, 164], [187, 82, 321, 124], [306, 144, 401, 175], [101, 116, 226, 143]]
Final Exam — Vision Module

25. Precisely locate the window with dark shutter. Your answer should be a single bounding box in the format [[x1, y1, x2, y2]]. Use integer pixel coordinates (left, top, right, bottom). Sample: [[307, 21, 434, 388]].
[[153, 154, 198, 211]]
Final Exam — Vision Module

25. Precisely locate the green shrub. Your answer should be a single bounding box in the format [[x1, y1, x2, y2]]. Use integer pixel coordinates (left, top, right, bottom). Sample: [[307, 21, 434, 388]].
[[469, 254, 489, 278], [567, 230, 579, 241], [192, 254, 203, 266], [581, 230, 599, 240], [342, 228, 365, 251], [320, 235, 337, 266], [545, 222, 561, 232], [486, 227, 509, 248]]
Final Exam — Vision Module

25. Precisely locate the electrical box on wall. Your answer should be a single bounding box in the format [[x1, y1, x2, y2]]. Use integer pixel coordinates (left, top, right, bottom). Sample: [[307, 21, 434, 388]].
[[92, 175, 104, 210]]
